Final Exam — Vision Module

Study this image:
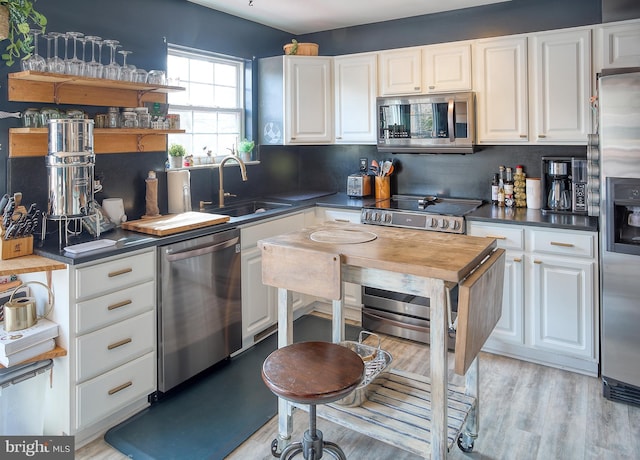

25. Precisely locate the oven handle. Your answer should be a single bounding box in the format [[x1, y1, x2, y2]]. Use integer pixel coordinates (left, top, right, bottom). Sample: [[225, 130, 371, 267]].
[[363, 308, 458, 338], [447, 98, 455, 142], [363, 309, 430, 333]]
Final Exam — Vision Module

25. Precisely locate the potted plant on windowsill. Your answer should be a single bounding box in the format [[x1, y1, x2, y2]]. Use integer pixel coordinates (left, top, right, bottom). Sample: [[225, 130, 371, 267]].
[[168, 143, 186, 169], [0, 0, 47, 67], [238, 138, 254, 162]]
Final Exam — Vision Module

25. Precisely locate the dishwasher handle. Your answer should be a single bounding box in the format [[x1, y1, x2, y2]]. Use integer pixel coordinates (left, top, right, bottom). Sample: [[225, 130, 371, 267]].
[[165, 236, 239, 262]]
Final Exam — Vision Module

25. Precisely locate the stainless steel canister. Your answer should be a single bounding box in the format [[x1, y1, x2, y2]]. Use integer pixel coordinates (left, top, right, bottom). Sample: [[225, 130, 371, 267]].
[[46, 119, 95, 217]]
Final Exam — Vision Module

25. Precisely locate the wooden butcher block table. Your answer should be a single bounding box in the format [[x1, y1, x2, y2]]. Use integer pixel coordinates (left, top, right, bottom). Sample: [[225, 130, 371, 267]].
[[259, 222, 505, 459]]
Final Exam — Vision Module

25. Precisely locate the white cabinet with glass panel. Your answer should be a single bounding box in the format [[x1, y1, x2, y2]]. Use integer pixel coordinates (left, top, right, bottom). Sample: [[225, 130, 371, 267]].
[[258, 55, 334, 145]]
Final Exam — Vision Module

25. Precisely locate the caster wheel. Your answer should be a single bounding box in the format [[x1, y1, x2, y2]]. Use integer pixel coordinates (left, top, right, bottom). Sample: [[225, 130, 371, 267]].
[[271, 439, 282, 458], [457, 433, 474, 453]]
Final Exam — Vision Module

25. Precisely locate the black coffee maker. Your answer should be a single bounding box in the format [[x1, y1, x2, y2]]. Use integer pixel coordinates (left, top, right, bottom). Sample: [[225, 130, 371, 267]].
[[541, 156, 573, 213]]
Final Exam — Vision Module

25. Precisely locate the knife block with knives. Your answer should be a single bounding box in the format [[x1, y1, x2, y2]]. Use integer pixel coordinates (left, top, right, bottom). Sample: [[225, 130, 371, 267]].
[[1, 192, 35, 260]]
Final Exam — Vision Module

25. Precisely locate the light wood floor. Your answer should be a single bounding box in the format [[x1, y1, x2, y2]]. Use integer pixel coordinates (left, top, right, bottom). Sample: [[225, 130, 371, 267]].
[[76, 322, 640, 460]]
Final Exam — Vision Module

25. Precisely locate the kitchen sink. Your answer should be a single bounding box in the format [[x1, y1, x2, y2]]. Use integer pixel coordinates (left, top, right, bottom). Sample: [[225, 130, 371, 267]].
[[205, 200, 293, 217]]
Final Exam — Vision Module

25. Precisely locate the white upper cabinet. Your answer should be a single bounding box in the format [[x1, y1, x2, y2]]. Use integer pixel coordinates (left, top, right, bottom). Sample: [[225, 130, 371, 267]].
[[378, 47, 422, 95], [474, 28, 591, 145], [258, 55, 333, 145], [422, 42, 472, 93], [334, 53, 378, 144], [529, 29, 592, 143], [285, 56, 334, 143], [594, 18, 640, 71], [473, 36, 529, 143]]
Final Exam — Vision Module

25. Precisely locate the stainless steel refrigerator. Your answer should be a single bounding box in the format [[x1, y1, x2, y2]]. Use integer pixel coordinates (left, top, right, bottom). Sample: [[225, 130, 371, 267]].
[[598, 68, 640, 406]]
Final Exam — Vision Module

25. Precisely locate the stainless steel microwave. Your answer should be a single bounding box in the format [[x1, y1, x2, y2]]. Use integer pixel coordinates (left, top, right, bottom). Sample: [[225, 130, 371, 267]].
[[376, 92, 476, 154]]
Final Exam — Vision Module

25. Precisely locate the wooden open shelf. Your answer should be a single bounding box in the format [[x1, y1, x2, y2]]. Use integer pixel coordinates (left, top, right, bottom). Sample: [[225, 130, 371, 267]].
[[7, 71, 187, 157], [8, 70, 184, 106], [9, 127, 185, 157], [0, 345, 67, 369]]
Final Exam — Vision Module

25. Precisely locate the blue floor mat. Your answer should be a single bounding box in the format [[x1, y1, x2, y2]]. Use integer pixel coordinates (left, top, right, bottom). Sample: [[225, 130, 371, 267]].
[[105, 315, 361, 460]]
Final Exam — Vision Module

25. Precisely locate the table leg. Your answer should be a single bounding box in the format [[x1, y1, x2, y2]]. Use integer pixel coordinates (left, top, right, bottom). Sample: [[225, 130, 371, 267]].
[[277, 287, 294, 448], [331, 280, 345, 343], [429, 279, 448, 459], [460, 356, 480, 450]]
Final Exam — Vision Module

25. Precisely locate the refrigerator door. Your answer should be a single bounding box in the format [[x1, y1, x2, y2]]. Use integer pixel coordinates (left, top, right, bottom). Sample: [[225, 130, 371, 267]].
[[599, 69, 640, 402]]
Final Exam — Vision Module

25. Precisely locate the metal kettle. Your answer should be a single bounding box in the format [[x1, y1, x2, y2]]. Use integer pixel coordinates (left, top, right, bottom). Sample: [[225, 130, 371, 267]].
[[3, 281, 54, 332]]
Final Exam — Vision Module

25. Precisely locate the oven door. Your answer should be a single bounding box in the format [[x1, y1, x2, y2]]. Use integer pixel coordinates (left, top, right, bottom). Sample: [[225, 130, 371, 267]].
[[362, 287, 457, 349]]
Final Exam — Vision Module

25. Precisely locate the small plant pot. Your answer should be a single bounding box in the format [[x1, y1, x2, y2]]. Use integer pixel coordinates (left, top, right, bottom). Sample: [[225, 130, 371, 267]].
[[240, 151, 252, 162], [169, 156, 183, 169]]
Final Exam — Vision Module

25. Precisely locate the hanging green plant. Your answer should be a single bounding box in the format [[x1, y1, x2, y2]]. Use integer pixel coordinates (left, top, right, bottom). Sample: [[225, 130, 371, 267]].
[[0, 0, 47, 67]]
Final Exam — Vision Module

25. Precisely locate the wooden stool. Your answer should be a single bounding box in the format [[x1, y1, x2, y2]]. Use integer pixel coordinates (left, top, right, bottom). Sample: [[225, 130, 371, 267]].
[[262, 341, 364, 460]]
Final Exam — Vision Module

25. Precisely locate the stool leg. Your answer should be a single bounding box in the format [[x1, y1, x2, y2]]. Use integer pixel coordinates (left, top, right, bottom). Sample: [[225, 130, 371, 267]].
[[321, 442, 347, 460]]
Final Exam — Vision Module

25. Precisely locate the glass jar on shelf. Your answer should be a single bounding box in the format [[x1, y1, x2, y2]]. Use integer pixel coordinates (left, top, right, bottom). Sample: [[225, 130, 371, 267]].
[[121, 108, 138, 128], [107, 107, 120, 128], [135, 107, 151, 129]]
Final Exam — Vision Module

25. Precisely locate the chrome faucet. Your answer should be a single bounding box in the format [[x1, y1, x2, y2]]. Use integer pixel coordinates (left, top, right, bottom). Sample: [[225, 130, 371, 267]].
[[218, 155, 248, 207]]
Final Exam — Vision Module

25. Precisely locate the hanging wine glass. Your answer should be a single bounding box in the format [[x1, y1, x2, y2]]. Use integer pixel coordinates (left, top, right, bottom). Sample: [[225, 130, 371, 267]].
[[64, 31, 84, 75], [118, 50, 135, 81], [84, 36, 102, 78], [102, 39, 121, 80], [45, 32, 65, 74], [78, 36, 88, 76], [21, 29, 46, 71]]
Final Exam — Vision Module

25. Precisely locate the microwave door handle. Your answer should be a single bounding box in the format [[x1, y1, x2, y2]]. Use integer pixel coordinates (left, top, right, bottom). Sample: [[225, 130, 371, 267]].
[[447, 99, 455, 142]]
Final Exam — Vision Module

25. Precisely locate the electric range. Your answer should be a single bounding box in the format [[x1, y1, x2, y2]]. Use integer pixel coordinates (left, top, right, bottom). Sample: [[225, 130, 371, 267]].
[[360, 194, 483, 234]]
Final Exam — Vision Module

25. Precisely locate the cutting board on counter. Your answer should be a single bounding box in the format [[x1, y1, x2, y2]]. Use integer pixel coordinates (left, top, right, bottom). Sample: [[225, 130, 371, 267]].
[[121, 212, 230, 236]]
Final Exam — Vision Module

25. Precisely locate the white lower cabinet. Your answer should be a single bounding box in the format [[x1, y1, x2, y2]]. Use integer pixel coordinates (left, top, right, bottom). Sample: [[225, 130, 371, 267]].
[[72, 248, 156, 438], [467, 221, 598, 375], [240, 212, 311, 348]]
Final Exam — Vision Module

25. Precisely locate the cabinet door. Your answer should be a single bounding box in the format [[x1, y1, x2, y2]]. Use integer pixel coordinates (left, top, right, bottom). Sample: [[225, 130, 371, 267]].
[[378, 48, 422, 95], [492, 251, 525, 344], [530, 29, 591, 143], [241, 246, 276, 343], [595, 19, 640, 70], [423, 43, 472, 93], [285, 56, 333, 144], [474, 37, 529, 143], [334, 53, 377, 144], [529, 254, 595, 359]]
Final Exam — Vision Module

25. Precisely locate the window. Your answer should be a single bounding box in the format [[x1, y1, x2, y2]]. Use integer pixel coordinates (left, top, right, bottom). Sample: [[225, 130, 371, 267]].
[[167, 44, 245, 159]]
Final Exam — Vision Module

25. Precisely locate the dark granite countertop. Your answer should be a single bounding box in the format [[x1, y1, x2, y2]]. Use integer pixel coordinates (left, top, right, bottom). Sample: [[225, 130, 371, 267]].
[[33, 193, 598, 266], [467, 204, 599, 232]]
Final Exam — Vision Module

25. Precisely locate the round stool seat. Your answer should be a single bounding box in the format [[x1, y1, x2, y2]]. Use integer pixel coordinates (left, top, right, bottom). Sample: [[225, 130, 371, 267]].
[[262, 341, 364, 405]]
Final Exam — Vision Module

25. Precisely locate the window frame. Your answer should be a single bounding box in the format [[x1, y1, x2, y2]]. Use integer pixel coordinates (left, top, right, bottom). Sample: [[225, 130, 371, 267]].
[[167, 43, 246, 158]]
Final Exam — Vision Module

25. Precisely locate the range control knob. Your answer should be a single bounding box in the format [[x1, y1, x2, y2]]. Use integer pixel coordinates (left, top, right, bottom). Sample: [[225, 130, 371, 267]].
[[426, 217, 437, 228], [384, 213, 392, 223], [450, 220, 461, 231], [438, 218, 448, 229]]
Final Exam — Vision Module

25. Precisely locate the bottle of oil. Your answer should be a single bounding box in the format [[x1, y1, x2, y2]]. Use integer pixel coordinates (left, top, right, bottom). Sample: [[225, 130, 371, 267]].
[[491, 173, 499, 206], [505, 167, 514, 207], [497, 166, 506, 207]]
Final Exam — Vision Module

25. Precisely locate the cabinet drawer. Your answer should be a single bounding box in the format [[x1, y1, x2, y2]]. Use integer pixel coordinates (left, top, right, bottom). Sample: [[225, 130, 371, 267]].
[[528, 229, 595, 258], [321, 208, 362, 224], [76, 281, 155, 334], [76, 352, 155, 430], [76, 310, 155, 382], [467, 222, 524, 250], [75, 250, 155, 299]]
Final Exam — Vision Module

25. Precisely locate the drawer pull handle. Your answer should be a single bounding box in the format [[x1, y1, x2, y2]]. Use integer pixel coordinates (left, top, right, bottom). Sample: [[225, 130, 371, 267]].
[[486, 235, 507, 240], [108, 300, 132, 311], [513, 257, 522, 262], [334, 218, 350, 223], [550, 241, 574, 248], [108, 338, 132, 350], [108, 268, 133, 277], [108, 381, 132, 395], [534, 260, 542, 264], [519, 134, 527, 138]]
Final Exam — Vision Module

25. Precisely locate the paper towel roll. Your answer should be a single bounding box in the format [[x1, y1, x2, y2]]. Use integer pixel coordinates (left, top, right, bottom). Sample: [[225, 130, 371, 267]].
[[167, 170, 192, 214], [526, 178, 541, 209]]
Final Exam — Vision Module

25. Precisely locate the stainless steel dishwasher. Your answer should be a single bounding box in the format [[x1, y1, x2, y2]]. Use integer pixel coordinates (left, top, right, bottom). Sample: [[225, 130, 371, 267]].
[[156, 228, 242, 395]]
